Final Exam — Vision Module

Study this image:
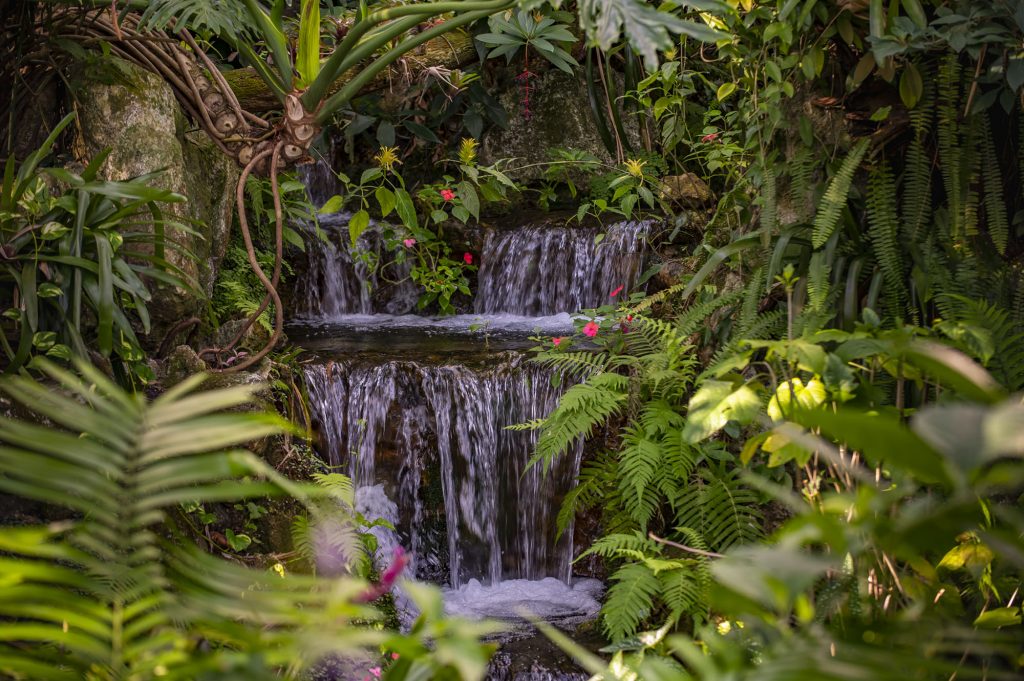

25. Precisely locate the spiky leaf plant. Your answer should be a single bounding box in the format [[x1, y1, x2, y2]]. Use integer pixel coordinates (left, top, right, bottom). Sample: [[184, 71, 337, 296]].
[[0, 360, 496, 679]]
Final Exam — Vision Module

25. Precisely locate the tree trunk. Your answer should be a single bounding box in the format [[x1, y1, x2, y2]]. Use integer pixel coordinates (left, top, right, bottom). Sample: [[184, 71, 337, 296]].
[[222, 30, 477, 113]]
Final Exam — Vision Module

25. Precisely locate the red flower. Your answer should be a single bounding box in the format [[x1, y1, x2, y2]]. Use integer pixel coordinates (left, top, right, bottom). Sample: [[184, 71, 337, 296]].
[[552, 337, 564, 347], [610, 284, 624, 298], [440, 188, 456, 201], [463, 252, 473, 265], [626, 315, 633, 322], [582, 321, 599, 338], [701, 132, 720, 143]]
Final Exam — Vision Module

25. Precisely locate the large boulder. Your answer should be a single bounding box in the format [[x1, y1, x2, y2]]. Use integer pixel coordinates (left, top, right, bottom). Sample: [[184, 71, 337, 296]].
[[74, 58, 238, 339], [480, 69, 642, 186]]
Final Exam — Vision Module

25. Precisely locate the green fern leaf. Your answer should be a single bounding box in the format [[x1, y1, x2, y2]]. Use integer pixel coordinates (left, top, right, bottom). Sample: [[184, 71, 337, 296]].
[[811, 139, 870, 248]]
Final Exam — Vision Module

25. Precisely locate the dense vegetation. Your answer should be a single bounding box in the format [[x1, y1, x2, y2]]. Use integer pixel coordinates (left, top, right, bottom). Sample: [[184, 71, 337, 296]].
[[1, 0, 1023, 679]]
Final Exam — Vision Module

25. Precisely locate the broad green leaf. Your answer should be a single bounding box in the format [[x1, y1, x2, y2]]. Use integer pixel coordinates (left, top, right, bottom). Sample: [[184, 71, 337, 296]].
[[348, 210, 370, 247], [395, 188, 418, 232], [375, 186, 396, 218], [683, 380, 761, 443], [457, 181, 479, 220]]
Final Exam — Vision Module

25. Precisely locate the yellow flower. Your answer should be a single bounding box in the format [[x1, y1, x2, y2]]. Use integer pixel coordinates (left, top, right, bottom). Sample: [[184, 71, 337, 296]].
[[624, 158, 647, 178], [374, 146, 401, 173], [458, 137, 479, 166], [272, 562, 287, 579]]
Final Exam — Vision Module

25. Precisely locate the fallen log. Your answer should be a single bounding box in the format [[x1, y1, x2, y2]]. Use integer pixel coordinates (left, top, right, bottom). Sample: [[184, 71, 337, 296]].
[[221, 29, 477, 113]]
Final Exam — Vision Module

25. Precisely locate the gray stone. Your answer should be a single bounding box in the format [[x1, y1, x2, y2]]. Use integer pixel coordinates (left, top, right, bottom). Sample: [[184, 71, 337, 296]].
[[74, 58, 238, 336], [659, 173, 714, 208], [480, 69, 642, 186]]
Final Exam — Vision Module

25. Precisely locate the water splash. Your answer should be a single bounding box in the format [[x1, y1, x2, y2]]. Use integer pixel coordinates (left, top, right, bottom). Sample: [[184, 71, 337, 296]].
[[475, 220, 651, 316]]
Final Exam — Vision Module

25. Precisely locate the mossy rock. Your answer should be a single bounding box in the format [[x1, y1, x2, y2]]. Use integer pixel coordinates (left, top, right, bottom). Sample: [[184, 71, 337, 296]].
[[480, 69, 642, 186], [74, 58, 239, 341]]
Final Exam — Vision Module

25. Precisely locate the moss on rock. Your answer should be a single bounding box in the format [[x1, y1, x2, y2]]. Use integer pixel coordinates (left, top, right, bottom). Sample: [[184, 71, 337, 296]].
[[74, 58, 239, 340]]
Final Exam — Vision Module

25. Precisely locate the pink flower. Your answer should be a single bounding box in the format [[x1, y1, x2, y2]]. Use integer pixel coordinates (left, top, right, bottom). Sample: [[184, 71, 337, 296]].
[[355, 547, 409, 603], [610, 284, 624, 298], [582, 321, 599, 338], [403, 238, 416, 248], [701, 132, 720, 143], [391, 653, 400, 660], [552, 337, 564, 347], [463, 252, 473, 265], [370, 668, 381, 678], [440, 188, 456, 201]]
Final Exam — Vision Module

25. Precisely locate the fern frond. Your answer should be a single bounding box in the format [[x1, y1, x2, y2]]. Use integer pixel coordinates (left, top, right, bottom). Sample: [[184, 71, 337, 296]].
[[867, 161, 906, 319], [677, 290, 744, 338], [579, 531, 660, 561], [901, 60, 935, 242], [806, 251, 831, 314], [530, 372, 628, 472], [601, 562, 660, 640], [937, 55, 964, 240], [977, 114, 1009, 255], [674, 465, 763, 552], [811, 139, 870, 248]]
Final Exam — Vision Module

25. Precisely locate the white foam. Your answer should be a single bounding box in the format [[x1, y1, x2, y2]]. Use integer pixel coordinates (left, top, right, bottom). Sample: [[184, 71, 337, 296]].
[[291, 312, 579, 335], [443, 577, 603, 622]]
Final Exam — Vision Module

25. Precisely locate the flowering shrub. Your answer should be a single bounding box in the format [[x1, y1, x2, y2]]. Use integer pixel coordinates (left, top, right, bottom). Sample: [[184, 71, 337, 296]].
[[317, 137, 516, 314]]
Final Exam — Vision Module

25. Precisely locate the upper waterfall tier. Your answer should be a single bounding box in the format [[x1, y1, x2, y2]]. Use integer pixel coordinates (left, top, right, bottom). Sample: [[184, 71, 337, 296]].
[[294, 215, 651, 320], [473, 220, 650, 316]]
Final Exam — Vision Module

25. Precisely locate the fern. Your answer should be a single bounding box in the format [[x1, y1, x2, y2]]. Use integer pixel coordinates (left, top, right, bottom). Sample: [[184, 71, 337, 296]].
[[940, 295, 1024, 391], [761, 163, 778, 235], [806, 250, 831, 315], [977, 114, 1009, 255], [867, 161, 906, 319], [530, 372, 629, 472], [676, 290, 744, 337], [674, 465, 764, 552], [787, 145, 816, 224], [937, 55, 964, 240], [811, 138, 870, 248], [901, 69, 934, 242], [602, 562, 660, 640]]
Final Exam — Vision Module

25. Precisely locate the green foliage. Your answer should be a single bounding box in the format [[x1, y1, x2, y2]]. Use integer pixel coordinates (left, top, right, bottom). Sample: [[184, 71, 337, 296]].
[[138, 0, 255, 38], [0, 359, 500, 680], [810, 139, 869, 249], [526, 313, 766, 639], [477, 9, 578, 74], [0, 112, 192, 384]]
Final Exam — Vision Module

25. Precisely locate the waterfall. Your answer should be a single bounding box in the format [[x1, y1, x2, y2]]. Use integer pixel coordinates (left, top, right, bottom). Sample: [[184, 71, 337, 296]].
[[303, 354, 583, 589], [294, 214, 420, 318], [474, 220, 651, 316], [294, 215, 650, 319]]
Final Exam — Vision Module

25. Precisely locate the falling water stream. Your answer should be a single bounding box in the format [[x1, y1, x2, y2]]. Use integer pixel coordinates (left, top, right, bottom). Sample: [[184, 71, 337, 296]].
[[291, 162, 650, 680]]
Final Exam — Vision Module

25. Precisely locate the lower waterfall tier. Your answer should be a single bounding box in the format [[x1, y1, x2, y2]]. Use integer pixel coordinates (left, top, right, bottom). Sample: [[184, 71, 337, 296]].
[[303, 345, 584, 590]]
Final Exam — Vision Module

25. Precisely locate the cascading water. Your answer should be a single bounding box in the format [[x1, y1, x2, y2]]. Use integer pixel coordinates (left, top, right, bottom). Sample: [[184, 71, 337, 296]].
[[475, 220, 652, 316], [291, 158, 651, 678], [304, 355, 583, 588], [293, 206, 650, 320]]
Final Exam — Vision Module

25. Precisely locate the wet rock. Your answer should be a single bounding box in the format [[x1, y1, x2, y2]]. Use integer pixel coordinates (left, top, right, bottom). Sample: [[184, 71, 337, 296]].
[[160, 344, 208, 386], [74, 57, 238, 339], [481, 70, 641, 186], [659, 172, 714, 208], [213, 318, 273, 354]]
